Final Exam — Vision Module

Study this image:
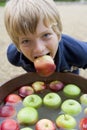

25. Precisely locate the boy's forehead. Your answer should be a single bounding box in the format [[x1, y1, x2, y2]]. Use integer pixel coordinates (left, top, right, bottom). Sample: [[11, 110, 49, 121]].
[[20, 21, 52, 38], [36, 19, 51, 33]]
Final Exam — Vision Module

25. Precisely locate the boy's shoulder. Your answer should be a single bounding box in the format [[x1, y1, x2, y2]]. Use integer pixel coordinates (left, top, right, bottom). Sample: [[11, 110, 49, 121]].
[[7, 44, 22, 66], [60, 33, 87, 49], [61, 34, 80, 43]]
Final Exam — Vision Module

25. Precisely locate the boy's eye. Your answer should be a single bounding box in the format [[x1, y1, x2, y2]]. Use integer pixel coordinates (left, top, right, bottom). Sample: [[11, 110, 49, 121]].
[[43, 33, 51, 38], [22, 39, 30, 44]]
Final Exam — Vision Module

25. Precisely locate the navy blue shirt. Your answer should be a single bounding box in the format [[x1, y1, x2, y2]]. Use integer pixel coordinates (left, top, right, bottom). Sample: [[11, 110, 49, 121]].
[[7, 34, 87, 74]]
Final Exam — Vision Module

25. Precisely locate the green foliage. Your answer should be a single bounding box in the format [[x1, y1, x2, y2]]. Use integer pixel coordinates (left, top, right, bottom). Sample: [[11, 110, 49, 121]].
[[0, 1, 6, 6]]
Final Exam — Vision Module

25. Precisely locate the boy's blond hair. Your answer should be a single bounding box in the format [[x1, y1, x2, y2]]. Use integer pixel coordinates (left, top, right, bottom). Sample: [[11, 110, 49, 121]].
[[4, 0, 62, 47]]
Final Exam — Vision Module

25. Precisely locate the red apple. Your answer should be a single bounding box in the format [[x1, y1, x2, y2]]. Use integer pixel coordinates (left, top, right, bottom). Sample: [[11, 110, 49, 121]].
[[5, 94, 22, 104], [48, 80, 64, 92], [18, 86, 34, 98], [1, 119, 20, 130], [79, 118, 87, 130], [0, 105, 16, 117], [34, 55, 56, 77], [32, 81, 46, 93], [35, 119, 56, 130]]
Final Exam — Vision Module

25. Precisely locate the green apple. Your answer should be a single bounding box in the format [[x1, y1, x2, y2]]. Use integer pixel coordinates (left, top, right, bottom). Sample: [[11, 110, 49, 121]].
[[43, 92, 61, 109], [63, 84, 81, 98], [23, 94, 42, 108], [80, 94, 87, 105], [84, 107, 87, 114], [61, 99, 82, 115], [17, 107, 38, 125], [56, 114, 76, 129], [20, 128, 33, 130]]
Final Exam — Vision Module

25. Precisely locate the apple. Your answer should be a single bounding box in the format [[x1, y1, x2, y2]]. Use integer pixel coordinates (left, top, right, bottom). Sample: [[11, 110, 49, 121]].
[[84, 107, 87, 114], [63, 84, 81, 98], [32, 81, 46, 93], [23, 94, 42, 108], [5, 93, 22, 104], [56, 114, 76, 129], [43, 92, 61, 109], [18, 86, 34, 98], [1, 118, 20, 130], [20, 128, 33, 130], [61, 99, 82, 116], [17, 107, 38, 125], [34, 55, 56, 77], [48, 80, 64, 92], [35, 119, 56, 130], [0, 105, 16, 117], [79, 118, 87, 130], [80, 94, 87, 105]]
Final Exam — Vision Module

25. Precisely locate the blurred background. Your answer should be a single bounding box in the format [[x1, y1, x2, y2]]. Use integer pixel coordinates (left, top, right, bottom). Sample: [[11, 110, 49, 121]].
[[0, 0, 87, 2], [0, 0, 87, 84]]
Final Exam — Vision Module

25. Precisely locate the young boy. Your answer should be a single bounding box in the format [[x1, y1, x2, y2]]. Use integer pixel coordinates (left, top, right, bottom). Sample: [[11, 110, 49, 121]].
[[4, 0, 87, 76]]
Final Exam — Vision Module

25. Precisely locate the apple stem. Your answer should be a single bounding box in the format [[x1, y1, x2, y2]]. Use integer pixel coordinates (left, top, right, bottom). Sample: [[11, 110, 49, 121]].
[[64, 115, 68, 120], [45, 124, 49, 127], [30, 97, 34, 102]]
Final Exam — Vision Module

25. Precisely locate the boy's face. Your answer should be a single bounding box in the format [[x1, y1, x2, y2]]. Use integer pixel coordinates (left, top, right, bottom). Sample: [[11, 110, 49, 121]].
[[19, 19, 60, 62]]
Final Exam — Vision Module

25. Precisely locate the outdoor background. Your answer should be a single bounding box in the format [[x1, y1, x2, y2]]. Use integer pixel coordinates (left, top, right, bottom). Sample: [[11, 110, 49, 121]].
[[0, 1, 87, 84]]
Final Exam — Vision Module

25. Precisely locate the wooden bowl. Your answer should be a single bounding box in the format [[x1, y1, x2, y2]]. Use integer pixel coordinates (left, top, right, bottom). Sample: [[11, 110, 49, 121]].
[[0, 72, 87, 129], [0, 72, 87, 104]]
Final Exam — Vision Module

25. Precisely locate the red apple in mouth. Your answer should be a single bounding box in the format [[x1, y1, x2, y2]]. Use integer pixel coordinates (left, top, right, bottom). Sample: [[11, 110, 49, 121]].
[[34, 55, 56, 77]]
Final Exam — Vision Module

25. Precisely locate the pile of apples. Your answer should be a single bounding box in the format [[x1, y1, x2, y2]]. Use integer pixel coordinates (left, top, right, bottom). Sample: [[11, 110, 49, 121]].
[[0, 80, 87, 130]]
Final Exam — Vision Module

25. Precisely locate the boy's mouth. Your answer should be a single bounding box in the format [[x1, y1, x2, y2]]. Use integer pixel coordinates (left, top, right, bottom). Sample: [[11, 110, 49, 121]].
[[34, 52, 50, 59]]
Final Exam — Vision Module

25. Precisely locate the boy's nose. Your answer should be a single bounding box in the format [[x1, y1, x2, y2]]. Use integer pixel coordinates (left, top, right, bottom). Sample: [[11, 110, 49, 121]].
[[33, 40, 46, 57]]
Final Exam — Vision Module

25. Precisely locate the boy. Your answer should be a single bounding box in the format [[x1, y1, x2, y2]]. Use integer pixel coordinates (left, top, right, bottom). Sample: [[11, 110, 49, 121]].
[[4, 0, 87, 76]]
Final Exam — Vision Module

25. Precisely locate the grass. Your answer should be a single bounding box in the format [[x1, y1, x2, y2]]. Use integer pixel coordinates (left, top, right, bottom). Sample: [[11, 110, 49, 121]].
[[0, 1, 6, 6]]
